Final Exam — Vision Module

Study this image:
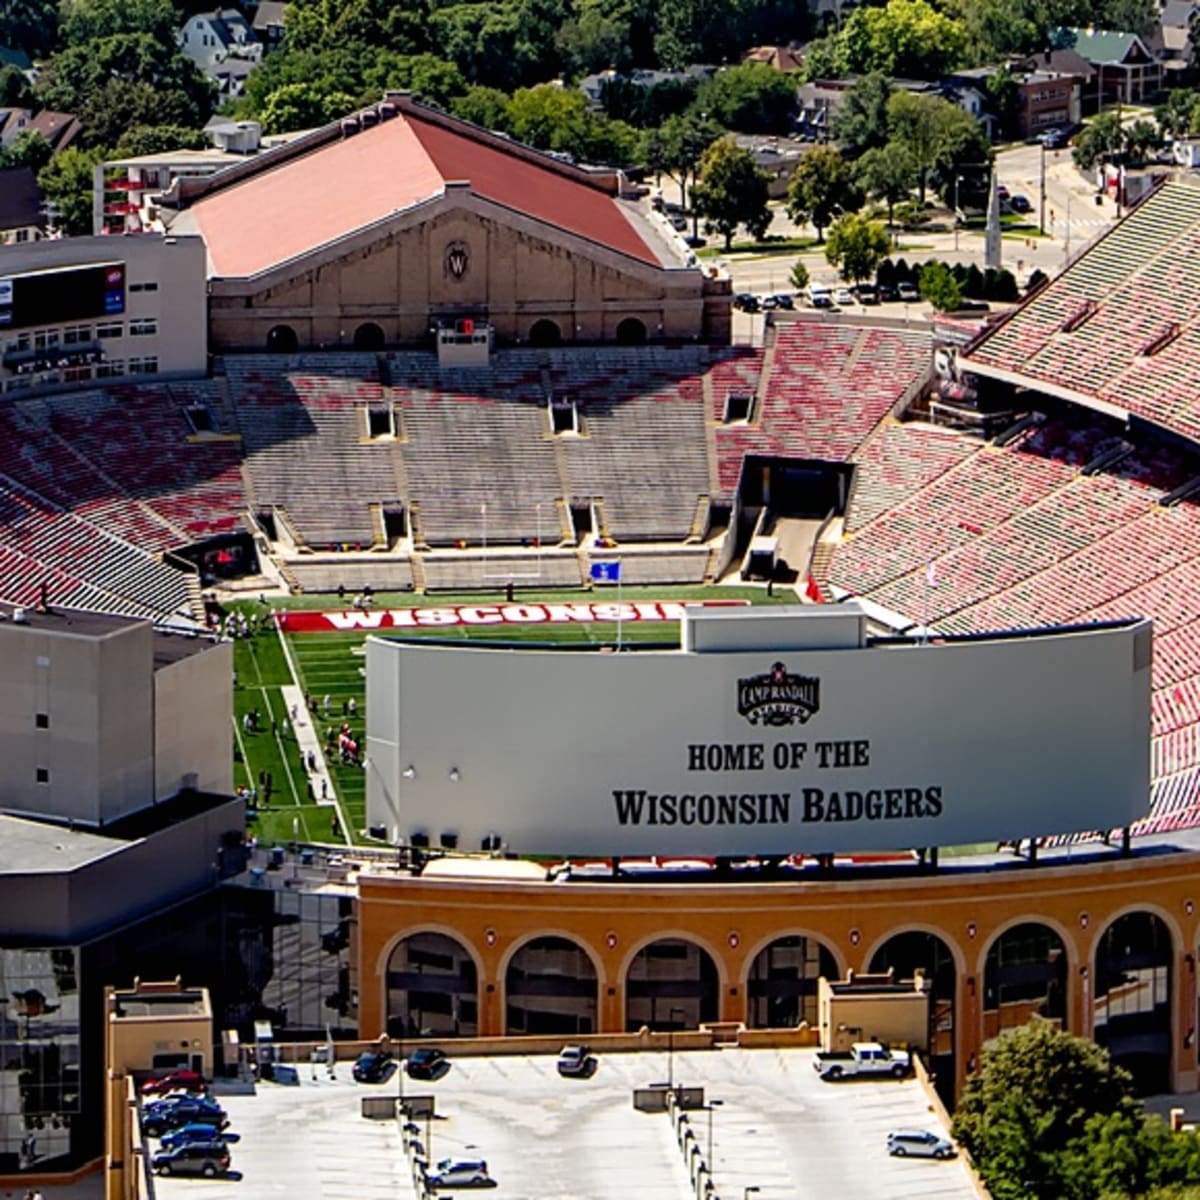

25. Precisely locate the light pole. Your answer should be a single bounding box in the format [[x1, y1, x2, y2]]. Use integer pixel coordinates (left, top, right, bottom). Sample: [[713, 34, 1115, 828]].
[[667, 1005, 685, 1091], [706, 1099, 724, 1167], [1039, 140, 1046, 235], [953, 176, 963, 253]]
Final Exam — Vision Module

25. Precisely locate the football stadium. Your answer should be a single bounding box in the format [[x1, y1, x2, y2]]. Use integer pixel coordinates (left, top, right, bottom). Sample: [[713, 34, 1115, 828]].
[[5, 97, 1200, 1180]]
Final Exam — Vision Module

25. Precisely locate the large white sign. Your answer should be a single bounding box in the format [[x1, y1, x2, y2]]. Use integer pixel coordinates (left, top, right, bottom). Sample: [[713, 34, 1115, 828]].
[[365, 613, 1152, 856]]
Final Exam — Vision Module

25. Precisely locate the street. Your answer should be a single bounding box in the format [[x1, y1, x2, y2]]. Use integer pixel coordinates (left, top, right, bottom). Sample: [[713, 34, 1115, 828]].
[[718, 142, 1123, 316]]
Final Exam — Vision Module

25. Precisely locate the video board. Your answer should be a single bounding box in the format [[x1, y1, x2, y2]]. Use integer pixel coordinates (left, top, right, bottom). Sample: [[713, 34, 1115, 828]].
[[0, 262, 126, 330]]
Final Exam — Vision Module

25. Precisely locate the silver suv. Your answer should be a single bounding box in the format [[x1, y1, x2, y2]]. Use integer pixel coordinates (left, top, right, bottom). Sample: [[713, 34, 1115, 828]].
[[430, 1157, 490, 1187], [887, 1129, 955, 1159]]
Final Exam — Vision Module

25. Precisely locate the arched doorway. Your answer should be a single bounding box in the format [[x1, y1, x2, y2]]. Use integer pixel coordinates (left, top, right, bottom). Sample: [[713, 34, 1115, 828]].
[[266, 324, 298, 353], [870, 931, 956, 1107], [385, 932, 478, 1039], [615, 317, 647, 346], [983, 923, 1068, 1041], [747, 935, 838, 1029], [1094, 911, 1173, 1094], [505, 936, 597, 1035], [529, 319, 561, 348], [353, 322, 385, 351], [625, 938, 718, 1030]]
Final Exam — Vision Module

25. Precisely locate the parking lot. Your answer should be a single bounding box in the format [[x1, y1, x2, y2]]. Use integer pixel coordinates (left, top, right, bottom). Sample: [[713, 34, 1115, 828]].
[[152, 1048, 980, 1200]]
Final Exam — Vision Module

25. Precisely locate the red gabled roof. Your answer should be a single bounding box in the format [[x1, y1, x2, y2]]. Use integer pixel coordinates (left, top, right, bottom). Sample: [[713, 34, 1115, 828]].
[[407, 116, 656, 266], [188, 107, 657, 279]]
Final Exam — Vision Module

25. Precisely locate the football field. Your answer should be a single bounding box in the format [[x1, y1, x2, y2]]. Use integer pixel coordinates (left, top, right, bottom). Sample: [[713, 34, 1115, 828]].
[[232, 585, 789, 847]]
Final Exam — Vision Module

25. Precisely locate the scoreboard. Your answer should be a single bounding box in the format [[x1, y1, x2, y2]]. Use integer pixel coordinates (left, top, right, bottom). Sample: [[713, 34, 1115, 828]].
[[0, 262, 125, 330]]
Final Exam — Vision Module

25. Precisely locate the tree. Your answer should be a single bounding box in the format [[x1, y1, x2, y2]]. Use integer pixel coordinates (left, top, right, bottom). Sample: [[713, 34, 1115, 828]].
[[451, 85, 512, 131], [953, 1023, 1140, 1200], [555, 5, 633, 77], [0, 0, 58, 57], [692, 137, 771, 249], [38, 144, 108, 236], [644, 111, 721, 212], [786, 144, 862, 243], [824, 212, 890, 283], [60, 0, 177, 45], [695, 63, 798, 135], [917, 260, 962, 312], [1124, 117, 1159, 164], [1072, 109, 1124, 171], [114, 124, 209, 156], [789, 259, 810, 291], [837, 0, 968, 79], [855, 142, 913, 226], [985, 68, 1022, 143], [1155, 88, 1200, 141], [0, 130, 53, 173], [259, 82, 359, 133], [0, 64, 34, 109], [887, 90, 985, 203], [833, 72, 892, 156], [34, 34, 216, 145]]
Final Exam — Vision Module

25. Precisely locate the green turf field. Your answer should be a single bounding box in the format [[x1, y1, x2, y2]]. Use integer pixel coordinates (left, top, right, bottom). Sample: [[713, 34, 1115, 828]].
[[230, 584, 792, 847]]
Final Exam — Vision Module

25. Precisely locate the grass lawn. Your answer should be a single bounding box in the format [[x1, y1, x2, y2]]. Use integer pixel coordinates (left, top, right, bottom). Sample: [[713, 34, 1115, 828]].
[[229, 584, 791, 846], [697, 236, 817, 259]]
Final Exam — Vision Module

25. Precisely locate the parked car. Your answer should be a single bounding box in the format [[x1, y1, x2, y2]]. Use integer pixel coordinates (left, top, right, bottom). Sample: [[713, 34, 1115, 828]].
[[732, 293, 760, 313], [887, 1129, 956, 1159], [1009, 193, 1032, 214], [142, 1100, 228, 1138], [406, 1047, 450, 1080], [834, 287, 855, 306], [769, 292, 795, 310], [429, 1157, 490, 1187], [143, 1094, 224, 1116], [160, 1124, 240, 1152], [141, 1069, 206, 1096], [814, 1042, 912, 1081], [556, 1044, 595, 1077], [807, 283, 833, 308], [353, 1049, 393, 1083], [877, 282, 899, 302], [897, 281, 920, 302], [151, 1143, 232, 1178], [854, 283, 879, 305]]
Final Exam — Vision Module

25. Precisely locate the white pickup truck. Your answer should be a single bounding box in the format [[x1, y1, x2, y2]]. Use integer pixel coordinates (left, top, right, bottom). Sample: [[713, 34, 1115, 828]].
[[813, 1042, 912, 1081]]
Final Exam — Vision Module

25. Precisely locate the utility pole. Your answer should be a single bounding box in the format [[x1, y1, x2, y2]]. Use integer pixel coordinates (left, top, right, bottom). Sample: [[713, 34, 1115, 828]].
[[1039, 141, 1046, 235]]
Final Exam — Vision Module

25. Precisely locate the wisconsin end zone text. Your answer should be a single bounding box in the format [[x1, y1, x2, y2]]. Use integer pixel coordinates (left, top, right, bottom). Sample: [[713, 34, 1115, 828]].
[[612, 786, 944, 826]]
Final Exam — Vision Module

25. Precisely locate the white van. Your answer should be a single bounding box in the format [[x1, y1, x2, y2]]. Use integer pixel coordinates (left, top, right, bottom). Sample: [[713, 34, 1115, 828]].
[[807, 282, 833, 309]]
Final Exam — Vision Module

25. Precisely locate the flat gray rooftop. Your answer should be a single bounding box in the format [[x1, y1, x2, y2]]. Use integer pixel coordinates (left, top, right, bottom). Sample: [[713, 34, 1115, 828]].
[[0, 601, 138, 637], [0, 814, 124, 873], [155, 1047, 978, 1200]]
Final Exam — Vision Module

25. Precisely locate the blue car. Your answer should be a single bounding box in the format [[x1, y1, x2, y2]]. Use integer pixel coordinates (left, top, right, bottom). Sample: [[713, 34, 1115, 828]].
[[142, 1099, 228, 1138], [160, 1124, 240, 1151]]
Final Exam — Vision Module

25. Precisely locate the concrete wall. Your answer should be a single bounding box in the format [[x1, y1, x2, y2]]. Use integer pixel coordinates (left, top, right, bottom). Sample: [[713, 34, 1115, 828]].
[[154, 640, 234, 799], [0, 797, 242, 942], [365, 615, 1152, 856], [0, 618, 154, 826]]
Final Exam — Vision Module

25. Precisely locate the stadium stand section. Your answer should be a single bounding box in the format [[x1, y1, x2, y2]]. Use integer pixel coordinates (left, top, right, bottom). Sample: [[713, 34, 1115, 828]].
[[712, 323, 930, 498], [965, 178, 1200, 443]]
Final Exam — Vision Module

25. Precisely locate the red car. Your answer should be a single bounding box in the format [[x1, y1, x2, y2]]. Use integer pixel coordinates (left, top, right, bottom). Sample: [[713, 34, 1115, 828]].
[[141, 1069, 206, 1096]]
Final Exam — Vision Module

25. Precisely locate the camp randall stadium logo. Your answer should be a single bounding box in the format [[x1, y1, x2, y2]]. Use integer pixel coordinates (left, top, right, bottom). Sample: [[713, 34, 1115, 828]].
[[737, 661, 819, 727]]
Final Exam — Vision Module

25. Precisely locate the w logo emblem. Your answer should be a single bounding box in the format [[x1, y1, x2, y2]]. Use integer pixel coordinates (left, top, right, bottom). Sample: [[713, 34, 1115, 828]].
[[445, 241, 469, 281]]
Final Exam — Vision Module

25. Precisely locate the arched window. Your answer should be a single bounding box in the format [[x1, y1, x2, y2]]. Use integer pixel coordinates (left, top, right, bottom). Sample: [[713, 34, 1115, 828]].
[[505, 936, 597, 1035], [529, 319, 561, 348], [983, 923, 1068, 1041], [615, 317, 647, 346], [747, 935, 838, 1029], [385, 932, 477, 1038], [1095, 911, 1173, 1094], [625, 938, 718, 1030], [266, 325, 298, 353], [870, 931, 957, 1108], [353, 322, 385, 351]]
